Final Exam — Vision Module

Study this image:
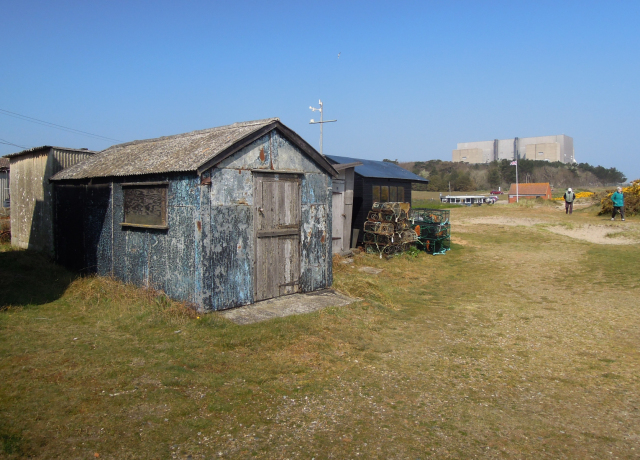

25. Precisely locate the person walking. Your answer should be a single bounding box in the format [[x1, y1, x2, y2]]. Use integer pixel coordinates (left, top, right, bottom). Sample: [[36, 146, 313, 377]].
[[563, 187, 575, 215], [611, 186, 625, 221]]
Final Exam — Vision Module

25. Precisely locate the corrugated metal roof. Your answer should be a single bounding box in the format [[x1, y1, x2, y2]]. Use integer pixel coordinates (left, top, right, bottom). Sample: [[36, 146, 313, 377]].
[[0, 157, 9, 169], [5, 146, 96, 159], [53, 118, 338, 181], [326, 155, 428, 182], [508, 183, 551, 195]]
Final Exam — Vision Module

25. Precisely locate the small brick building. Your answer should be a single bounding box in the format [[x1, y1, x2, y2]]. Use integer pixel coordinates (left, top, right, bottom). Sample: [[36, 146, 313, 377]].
[[508, 183, 552, 203]]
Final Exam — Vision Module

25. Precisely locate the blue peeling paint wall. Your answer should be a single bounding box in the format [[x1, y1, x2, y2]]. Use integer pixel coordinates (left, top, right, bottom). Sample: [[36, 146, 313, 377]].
[[204, 129, 332, 310], [92, 173, 204, 306], [62, 128, 333, 311]]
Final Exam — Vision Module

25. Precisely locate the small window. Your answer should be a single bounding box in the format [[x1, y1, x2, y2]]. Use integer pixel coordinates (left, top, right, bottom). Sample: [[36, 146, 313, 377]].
[[122, 182, 168, 228], [397, 187, 405, 202], [380, 186, 389, 202], [372, 186, 380, 203], [390, 186, 397, 202]]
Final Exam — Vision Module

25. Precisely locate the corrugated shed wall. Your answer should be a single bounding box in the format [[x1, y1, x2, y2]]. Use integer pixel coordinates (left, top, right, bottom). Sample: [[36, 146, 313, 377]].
[[0, 170, 8, 206], [107, 174, 202, 304], [10, 148, 93, 255]]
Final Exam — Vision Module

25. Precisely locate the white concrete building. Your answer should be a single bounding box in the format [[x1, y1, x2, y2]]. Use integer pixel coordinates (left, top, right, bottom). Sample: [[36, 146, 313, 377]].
[[453, 135, 574, 164]]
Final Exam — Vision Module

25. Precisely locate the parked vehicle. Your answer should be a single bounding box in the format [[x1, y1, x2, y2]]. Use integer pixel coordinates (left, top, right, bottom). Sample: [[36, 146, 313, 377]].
[[490, 190, 504, 195]]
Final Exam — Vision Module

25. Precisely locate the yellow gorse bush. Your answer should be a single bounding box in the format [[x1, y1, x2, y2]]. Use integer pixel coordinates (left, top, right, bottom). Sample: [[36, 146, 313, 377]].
[[552, 191, 595, 201], [598, 179, 640, 216]]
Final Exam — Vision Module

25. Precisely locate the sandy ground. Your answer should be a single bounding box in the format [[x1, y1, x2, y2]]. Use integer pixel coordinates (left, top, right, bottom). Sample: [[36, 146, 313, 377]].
[[458, 216, 545, 227], [457, 215, 639, 245], [544, 224, 637, 245]]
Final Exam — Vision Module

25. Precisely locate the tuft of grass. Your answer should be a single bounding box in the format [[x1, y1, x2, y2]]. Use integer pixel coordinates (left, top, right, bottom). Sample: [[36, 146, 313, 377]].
[[1, 205, 640, 458]]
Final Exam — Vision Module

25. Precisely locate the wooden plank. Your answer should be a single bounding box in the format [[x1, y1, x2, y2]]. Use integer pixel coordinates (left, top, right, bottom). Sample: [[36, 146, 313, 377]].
[[278, 234, 286, 296], [250, 169, 305, 175], [278, 178, 286, 227], [257, 228, 299, 238]]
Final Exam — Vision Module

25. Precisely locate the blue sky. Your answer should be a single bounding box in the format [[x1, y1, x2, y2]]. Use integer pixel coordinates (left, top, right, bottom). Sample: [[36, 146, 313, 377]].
[[1, 0, 638, 180]]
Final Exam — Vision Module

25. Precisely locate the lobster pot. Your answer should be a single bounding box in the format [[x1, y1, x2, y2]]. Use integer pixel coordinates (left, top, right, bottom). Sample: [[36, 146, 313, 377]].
[[410, 208, 450, 224], [363, 232, 392, 245], [410, 208, 451, 255], [367, 210, 395, 222], [372, 201, 409, 220], [400, 229, 418, 243], [422, 237, 451, 255], [416, 222, 450, 239], [395, 220, 410, 232], [364, 221, 395, 235]]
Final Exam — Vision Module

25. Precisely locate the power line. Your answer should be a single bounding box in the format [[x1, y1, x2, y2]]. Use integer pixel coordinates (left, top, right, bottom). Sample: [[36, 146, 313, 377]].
[[0, 137, 28, 149], [0, 108, 122, 143]]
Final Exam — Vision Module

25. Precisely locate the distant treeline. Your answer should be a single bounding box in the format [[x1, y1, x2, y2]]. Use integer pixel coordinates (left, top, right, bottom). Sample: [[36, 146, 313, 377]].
[[403, 159, 627, 192]]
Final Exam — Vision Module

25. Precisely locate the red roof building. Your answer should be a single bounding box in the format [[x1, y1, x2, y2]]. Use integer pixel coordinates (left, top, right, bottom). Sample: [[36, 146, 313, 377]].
[[508, 183, 552, 203]]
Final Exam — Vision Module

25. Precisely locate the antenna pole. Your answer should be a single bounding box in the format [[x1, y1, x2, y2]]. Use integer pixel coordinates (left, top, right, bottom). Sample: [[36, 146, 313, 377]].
[[309, 100, 337, 155]]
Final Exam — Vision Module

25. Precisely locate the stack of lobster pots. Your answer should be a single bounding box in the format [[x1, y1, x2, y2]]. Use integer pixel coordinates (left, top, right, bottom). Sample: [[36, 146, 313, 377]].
[[363, 202, 418, 256], [409, 208, 451, 255]]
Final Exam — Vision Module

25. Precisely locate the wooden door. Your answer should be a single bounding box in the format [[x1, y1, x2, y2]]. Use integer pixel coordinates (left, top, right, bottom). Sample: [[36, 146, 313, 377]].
[[254, 174, 301, 301], [331, 179, 345, 253]]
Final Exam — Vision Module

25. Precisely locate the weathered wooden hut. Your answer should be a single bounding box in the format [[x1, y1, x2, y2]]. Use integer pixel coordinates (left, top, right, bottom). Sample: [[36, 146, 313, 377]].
[[326, 155, 428, 244], [51, 118, 338, 311], [0, 156, 9, 207], [7, 146, 96, 254]]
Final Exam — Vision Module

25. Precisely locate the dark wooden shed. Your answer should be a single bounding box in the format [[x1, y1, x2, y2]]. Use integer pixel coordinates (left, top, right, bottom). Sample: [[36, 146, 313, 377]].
[[325, 155, 428, 245], [51, 118, 338, 311]]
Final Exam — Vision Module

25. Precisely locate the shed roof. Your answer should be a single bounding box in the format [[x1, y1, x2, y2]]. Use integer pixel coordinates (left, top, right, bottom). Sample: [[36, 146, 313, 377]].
[[508, 183, 551, 195], [326, 155, 428, 182], [0, 156, 9, 169], [6, 145, 97, 159], [52, 118, 337, 180]]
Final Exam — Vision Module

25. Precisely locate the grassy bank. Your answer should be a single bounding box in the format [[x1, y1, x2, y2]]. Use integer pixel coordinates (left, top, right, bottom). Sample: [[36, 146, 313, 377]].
[[1, 206, 639, 459]]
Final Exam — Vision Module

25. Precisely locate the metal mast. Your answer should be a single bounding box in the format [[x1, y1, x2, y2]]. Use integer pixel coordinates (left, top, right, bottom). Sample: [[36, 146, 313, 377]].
[[309, 100, 336, 155]]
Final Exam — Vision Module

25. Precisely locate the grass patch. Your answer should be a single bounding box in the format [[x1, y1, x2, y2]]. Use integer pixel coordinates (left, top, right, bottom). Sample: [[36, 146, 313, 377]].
[[2, 207, 640, 458], [412, 199, 464, 209]]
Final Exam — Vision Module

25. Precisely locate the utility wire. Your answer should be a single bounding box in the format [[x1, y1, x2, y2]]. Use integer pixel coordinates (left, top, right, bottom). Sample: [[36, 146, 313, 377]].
[[0, 108, 122, 143], [0, 138, 29, 149]]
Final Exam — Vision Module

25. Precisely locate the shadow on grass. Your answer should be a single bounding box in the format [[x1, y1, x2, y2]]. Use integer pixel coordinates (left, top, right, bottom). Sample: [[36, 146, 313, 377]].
[[0, 246, 77, 309]]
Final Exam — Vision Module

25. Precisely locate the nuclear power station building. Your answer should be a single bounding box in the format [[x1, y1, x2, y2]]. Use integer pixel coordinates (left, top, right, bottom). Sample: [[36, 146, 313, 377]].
[[452, 135, 574, 164]]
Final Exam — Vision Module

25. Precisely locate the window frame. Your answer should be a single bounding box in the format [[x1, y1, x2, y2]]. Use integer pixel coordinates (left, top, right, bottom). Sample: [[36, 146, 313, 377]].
[[380, 186, 389, 202], [372, 185, 380, 203], [120, 181, 169, 230]]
